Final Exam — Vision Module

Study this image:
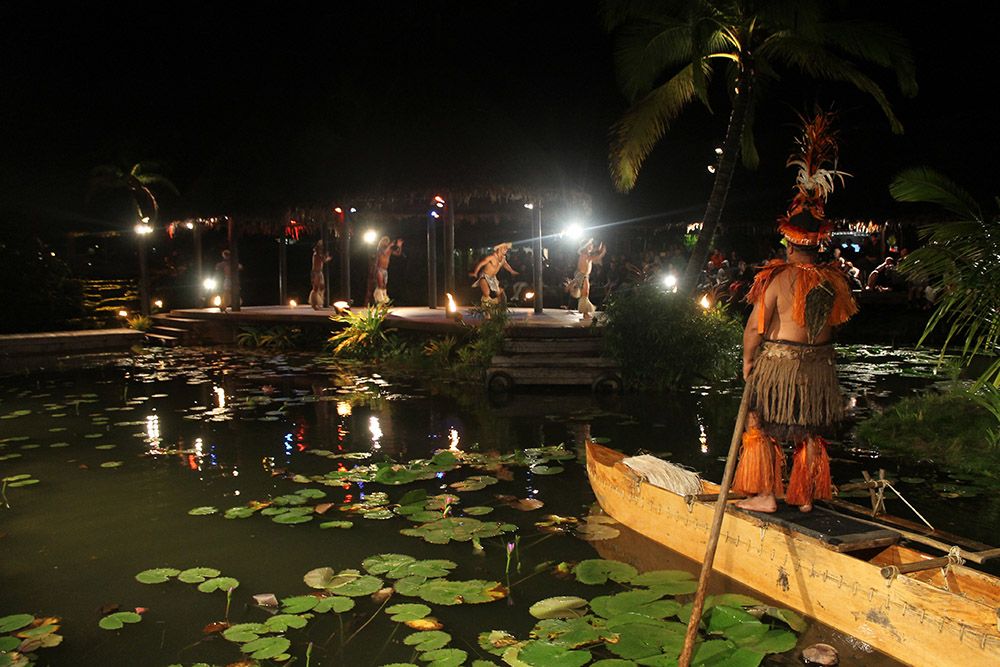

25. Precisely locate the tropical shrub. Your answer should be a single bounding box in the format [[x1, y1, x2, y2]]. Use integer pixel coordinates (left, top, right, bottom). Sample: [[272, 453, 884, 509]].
[[856, 386, 1000, 478], [892, 167, 1000, 386], [423, 335, 459, 365], [126, 315, 152, 332], [0, 233, 85, 333], [454, 302, 510, 371], [236, 326, 302, 350], [602, 285, 742, 391], [328, 302, 395, 359]]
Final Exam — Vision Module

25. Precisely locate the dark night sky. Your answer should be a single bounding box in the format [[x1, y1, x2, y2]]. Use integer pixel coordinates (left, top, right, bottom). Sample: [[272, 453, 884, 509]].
[[2, 1, 999, 236]]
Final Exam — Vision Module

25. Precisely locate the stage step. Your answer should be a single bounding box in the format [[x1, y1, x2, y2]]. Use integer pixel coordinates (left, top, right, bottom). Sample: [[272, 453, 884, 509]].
[[144, 332, 180, 347]]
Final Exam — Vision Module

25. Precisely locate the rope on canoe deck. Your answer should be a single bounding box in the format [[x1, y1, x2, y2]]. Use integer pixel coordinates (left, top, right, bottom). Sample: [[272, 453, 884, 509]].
[[883, 480, 935, 531]]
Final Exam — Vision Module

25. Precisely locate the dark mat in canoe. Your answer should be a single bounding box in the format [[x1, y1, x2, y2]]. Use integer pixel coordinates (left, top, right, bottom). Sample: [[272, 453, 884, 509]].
[[734, 503, 899, 552]]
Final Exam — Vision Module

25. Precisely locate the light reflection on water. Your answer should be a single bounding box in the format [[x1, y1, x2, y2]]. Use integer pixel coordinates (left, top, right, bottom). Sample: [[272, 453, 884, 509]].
[[0, 345, 990, 666]]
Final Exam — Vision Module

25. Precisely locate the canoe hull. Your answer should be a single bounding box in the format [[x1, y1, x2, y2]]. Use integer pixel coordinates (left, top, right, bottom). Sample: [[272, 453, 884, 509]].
[[586, 442, 1000, 667]]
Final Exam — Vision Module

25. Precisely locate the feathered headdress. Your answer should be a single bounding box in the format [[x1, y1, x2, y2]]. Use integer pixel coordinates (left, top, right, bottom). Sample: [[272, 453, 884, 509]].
[[777, 111, 850, 247]]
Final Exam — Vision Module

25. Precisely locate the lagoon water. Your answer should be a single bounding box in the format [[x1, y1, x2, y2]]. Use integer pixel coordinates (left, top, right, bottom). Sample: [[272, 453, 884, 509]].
[[1, 346, 994, 665]]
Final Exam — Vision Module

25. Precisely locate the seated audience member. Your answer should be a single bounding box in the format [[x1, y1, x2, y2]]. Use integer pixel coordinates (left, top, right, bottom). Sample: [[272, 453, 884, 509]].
[[866, 257, 896, 291]]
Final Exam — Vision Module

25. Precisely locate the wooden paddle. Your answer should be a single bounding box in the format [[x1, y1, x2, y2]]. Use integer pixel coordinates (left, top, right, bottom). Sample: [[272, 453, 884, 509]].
[[678, 381, 754, 666]]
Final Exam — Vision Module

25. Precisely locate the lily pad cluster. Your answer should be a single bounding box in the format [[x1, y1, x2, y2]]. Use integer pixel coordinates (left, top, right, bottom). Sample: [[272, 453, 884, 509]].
[[135, 566, 239, 593], [472, 559, 803, 667], [0, 614, 62, 666]]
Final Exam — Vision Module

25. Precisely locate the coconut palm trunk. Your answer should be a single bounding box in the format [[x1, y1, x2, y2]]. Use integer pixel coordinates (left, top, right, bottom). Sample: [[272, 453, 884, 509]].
[[682, 70, 751, 294]]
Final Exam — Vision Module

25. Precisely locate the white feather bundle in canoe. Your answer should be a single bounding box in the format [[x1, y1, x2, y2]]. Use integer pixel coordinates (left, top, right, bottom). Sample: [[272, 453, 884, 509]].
[[622, 455, 703, 497]]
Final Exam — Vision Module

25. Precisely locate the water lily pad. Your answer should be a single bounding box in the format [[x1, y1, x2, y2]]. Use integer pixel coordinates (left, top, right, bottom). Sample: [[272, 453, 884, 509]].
[[529, 465, 564, 475], [605, 622, 685, 660], [0, 614, 34, 633], [409, 579, 504, 605], [98, 611, 142, 630], [363, 508, 396, 520], [449, 475, 498, 492], [314, 596, 355, 613], [263, 614, 308, 632], [136, 567, 181, 584], [762, 606, 807, 633], [630, 570, 694, 587], [178, 567, 222, 583], [364, 554, 416, 575], [188, 506, 218, 516], [197, 576, 240, 593], [100, 461, 124, 468], [241, 635, 291, 659], [404, 630, 452, 651], [224, 506, 257, 519], [510, 641, 591, 667], [419, 648, 467, 667], [320, 520, 353, 529], [529, 596, 589, 620], [707, 605, 759, 634], [296, 488, 327, 499], [223, 622, 266, 643], [94, 444, 116, 450], [463, 506, 494, 516], [272, 512, 313, 524], [591, 590, 680, 621], [400, 517, 516, 545], [386, 603, 432, 622], [574, 559, 638, 585]]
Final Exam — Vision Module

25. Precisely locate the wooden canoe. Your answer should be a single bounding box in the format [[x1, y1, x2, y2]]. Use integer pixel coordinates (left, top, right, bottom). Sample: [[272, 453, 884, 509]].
[[586, 442, 1000, 667]]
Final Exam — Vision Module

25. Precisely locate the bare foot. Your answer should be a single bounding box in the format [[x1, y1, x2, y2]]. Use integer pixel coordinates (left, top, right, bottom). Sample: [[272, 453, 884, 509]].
[[736, 494, 777, 513], [798, 503, 813, 513]]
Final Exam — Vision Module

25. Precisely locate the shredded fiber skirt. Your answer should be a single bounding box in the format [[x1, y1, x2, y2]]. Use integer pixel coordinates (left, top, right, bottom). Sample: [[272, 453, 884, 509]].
[[746, 340, 844, 442]]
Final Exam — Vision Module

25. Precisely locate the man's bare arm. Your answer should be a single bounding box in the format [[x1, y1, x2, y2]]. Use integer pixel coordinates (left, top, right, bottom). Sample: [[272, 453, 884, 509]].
[[743, 281, 777, 380], [502, 259, 519, 275]]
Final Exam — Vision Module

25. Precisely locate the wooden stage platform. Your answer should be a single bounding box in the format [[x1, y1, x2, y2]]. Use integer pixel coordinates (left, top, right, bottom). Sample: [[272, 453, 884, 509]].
[[167, 305, 597, 336]]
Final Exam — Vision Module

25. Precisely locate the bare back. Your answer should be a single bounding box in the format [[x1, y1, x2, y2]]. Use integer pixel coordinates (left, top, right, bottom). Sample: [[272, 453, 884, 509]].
[[762, 267, 833, 344]]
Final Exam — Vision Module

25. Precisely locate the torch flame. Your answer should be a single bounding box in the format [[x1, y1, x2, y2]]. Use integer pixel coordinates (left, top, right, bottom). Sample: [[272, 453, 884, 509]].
[[446, 293, 457, 313]]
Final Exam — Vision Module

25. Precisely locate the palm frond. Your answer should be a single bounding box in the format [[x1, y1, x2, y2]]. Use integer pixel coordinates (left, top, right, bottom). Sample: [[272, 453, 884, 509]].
[[136, 174, 181, 196], [614, 19, 695, 101], [609, 65, 699, 192], [762, 37, 904, 134], [820, 20, 918, 97], [889, 167, 982, 220]]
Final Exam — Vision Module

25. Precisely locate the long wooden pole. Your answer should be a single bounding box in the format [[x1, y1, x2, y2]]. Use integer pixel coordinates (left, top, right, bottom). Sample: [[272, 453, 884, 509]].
[[678, 382, 753, 666]]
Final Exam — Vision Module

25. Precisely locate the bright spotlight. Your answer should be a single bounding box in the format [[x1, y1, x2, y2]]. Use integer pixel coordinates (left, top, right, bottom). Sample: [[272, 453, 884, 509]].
[[203, 277, 217, 291], [523, 291, 535, 300], [562, 222, 584, 240], [363, 229, 378, 244], [153, 299, 164, 309], [523, 203, 534, 210], [707, 165, 716, 174], [714, 147, 723, 155], [662, 274, 678, 292]]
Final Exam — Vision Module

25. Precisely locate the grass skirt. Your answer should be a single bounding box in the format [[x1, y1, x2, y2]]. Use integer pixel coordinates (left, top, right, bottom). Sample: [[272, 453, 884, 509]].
[[747, 340, 843, 441]]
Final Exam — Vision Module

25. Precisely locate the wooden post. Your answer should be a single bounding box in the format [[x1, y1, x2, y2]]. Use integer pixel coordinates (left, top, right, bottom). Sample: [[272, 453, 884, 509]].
[[533, 203, 543, 314], [193, 223, 204, 297], [445, 191, 455, 296], [278, 239, 287, 304], [678, 383, 753, 666], [427, 212, 438, 308], [340, 212, 351, 303], [228, 217, 241, 312], [138, 232, 150, 316], [321, 218, 331, 308]]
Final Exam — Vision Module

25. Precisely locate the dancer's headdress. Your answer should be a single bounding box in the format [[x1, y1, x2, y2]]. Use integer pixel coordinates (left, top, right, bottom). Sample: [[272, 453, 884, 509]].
[[778, 111, 850, 247]]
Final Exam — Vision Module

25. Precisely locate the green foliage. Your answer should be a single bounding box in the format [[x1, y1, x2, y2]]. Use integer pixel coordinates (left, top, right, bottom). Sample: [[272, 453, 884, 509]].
[[892, 167, 1000, 387], [236, 325, 310, 350], [126, 315, 152, 332], [423, 335, 459, 364], [454, 302, 510, 371], [856, 386, 1000, 478], [327, 302, 395, 358], [602, 285, 742, 391]]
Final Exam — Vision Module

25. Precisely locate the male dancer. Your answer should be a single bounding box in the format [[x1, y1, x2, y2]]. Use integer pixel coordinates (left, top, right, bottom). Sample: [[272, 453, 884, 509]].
[[566, 239, 606, 317], [470, 242, 518, 305]]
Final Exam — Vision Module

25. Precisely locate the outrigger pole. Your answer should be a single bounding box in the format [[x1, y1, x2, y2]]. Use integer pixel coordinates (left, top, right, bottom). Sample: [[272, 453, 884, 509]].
[[678, 381, 754, 666]]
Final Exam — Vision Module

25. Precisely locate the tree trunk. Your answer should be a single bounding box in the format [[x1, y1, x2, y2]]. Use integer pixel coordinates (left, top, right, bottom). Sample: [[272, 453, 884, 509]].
[[682, 69, 752, 294]]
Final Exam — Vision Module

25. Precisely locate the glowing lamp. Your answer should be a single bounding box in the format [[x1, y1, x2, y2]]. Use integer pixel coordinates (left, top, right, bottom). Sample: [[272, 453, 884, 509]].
[[349, 207, 357, 213], [714, 147, 723, 155], [430, 211, 440, 219], [118, 309, 128, 318], [562, 222, 584, 240], [707, 165, 716, 174], [337, 401, 352, 417], [523, 291, 535, 300], [203, 277, 217, 291], [212, 295, 222, 307], [134, 222, 153, 235], [288, 299, 298, 308], [333, 300, 350, 314], [334, 207, 343, 214], [363, 229, 378, 244], [153, 299, 163, 309], [185, 222, 195, 230], [523, 203, 534, 210], [662, 274, 678, 291]]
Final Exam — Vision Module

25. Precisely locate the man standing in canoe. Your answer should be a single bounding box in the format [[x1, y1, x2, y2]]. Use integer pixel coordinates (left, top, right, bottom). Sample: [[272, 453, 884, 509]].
[[736, 112, 858, 513]]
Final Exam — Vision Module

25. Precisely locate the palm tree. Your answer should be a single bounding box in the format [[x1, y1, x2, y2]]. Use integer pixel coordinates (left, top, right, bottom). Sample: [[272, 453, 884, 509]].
[[891, 167, 1000, 386], [604, 0, 917, 292], [88, 161, 179, 224]]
